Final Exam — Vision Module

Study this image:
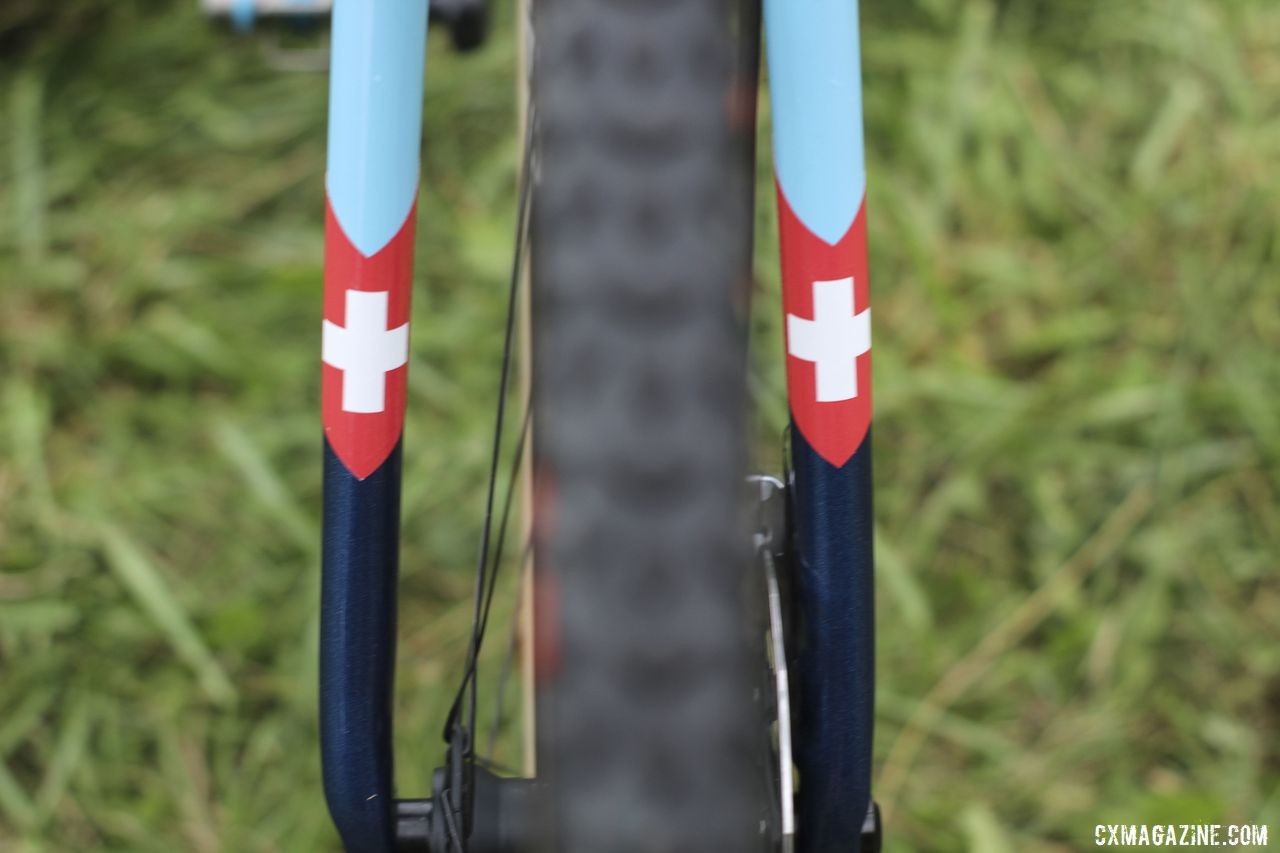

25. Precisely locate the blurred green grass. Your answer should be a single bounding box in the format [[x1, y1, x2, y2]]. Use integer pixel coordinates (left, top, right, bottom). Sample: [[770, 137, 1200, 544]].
[[0, 0, 1276, 850]]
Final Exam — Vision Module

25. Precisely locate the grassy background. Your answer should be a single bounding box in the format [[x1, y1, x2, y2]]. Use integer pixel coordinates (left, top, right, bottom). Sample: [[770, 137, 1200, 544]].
[[1, 0, 1276, 850]]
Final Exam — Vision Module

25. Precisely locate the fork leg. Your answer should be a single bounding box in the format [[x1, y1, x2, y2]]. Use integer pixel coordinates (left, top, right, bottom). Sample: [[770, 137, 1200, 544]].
[[764, 2, 876, 850], [319, 3, 430, 851]]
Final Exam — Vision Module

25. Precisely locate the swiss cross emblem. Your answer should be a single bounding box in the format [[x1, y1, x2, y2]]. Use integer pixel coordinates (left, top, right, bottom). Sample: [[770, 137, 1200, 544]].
[[323, 291, 409, 414], [778, 188, 873, 468], [787, 278, 870, 403], [322, 198, 417, 479]]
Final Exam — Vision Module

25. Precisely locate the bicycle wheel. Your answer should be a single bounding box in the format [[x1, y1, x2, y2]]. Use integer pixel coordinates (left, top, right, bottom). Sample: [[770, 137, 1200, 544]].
[[529, 1, 768, 850]]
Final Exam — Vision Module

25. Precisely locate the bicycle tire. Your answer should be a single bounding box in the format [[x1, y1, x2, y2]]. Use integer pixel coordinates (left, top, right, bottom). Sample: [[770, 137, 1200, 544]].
[[529, 0, 768, 850]]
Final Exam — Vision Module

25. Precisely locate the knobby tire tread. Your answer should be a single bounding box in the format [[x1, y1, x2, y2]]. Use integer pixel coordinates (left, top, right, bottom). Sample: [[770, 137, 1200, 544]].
[[531, 1, 764, 850]]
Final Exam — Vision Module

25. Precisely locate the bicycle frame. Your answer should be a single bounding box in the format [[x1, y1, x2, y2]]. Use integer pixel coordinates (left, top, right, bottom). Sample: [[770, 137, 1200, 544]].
[[316, 1, 876, 851], [764, 1, 876, 849], [319, 3, 427, 850]]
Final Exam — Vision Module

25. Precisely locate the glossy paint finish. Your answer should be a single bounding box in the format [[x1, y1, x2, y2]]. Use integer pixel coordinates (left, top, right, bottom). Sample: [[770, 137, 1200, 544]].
[[320, 2, 429, 850], [763, 0, 865, 245], [776, 189, 871, 468], [788, 430, 875, 851], [321, 198, 417, 480], [765, 1, 876, 850], [326, 0, 429, 257], [321, 440, 404, 852]]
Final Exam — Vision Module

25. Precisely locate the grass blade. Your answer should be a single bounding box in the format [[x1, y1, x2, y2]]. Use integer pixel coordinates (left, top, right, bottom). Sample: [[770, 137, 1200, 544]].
[[98, 523, 236, 708]]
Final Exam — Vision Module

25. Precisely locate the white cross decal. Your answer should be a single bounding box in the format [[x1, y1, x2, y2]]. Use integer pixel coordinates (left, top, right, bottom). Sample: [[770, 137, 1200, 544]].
[[786, 277, 871, 402], [322, 290, 409, 413]]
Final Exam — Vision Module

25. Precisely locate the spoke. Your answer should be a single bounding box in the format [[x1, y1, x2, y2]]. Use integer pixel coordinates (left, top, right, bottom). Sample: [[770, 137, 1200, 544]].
[[475, 407, 532, 652], [443, 110, 535, 743], [468, 405, 532, 758], [436, 109, 536, 852], [487, 535, 534, 761]]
